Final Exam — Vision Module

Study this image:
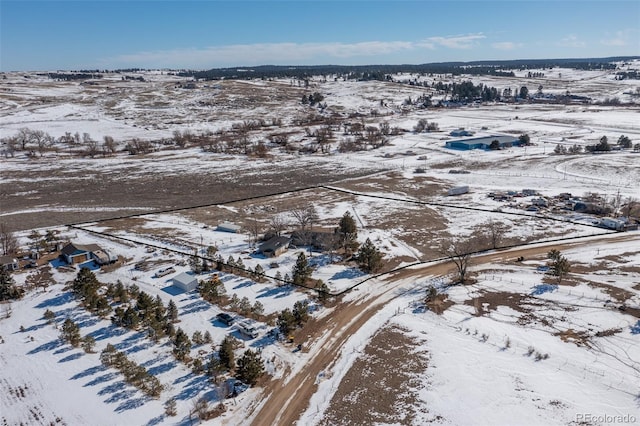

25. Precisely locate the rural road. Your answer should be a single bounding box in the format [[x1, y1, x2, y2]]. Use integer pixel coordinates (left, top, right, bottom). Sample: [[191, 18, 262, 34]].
[[244, 232, 638, 426]]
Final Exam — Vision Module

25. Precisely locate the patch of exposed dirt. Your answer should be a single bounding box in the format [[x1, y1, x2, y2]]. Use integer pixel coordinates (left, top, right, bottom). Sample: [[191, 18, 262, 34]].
[[555, 328, 591, 347], [425, 293, 454, 315], [464, 290, 531, 315], [319, 325, 431, 426]]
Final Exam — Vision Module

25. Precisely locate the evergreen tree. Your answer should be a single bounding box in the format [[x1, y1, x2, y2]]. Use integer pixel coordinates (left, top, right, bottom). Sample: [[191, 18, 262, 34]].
[[618, 135, 632, 149], [251, 301, 264, 316], [336, 212, 359, 254], [236, 349, 265, 385], [547, 249, 571, 284], [277, 308, 296, 335], [291, 252, 312, 286], [0, 266, 22, 301], [192, 330, 204, 345], [356, 238, 383, 273], [166, 299, 179, 322], [203, 330, 212, 344], [293, 300, 310, 326], [165, 398, 177, 416], [61, 318, 81, 347], [219, 335, 235, 371], [82, 335, 96, 353], [173, 328, 192, 361], [238, 296, 252, 315], [315, 280, 330, 303]]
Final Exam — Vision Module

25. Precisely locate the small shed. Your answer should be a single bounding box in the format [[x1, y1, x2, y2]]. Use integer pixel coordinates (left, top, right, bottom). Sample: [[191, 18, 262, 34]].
[[172, 272, 198, 292], [217, 222, 241, 233]]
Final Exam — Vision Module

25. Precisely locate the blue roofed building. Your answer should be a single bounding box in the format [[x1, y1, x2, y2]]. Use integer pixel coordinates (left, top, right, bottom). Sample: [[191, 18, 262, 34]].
[[445, 135, 521, 150]]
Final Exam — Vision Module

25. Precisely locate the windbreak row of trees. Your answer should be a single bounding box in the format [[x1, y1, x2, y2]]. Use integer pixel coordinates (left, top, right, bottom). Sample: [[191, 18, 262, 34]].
[[177, 57, 628, 81]]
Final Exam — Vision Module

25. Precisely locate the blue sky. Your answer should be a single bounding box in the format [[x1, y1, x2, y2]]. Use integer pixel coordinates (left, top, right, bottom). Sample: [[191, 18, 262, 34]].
[[1, 0, 639, 71]]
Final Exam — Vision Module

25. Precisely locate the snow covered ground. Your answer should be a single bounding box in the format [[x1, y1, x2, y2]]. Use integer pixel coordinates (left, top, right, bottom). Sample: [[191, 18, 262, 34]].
[[1, 62, 639, 425]]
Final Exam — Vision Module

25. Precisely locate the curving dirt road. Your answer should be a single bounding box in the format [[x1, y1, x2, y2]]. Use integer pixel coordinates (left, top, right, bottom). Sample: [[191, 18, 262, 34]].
[[245, 233, 638, 426]]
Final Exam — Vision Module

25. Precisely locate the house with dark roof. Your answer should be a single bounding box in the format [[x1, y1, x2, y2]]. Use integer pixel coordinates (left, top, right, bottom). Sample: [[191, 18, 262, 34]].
[[0, 255, 19, 271], [61, 243, 115, 265], [257, 236, 291, 257]]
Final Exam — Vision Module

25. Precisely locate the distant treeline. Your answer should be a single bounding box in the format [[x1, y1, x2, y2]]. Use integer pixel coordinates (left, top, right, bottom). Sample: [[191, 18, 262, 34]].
[[177, 57, 635, 81]]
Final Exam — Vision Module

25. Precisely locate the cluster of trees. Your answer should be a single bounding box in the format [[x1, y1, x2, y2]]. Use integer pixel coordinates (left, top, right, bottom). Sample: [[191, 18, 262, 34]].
[[202, 335, 265, 386], [228, 293, 264, 317], [0, 128, 122, 158], [301, 92, 325, 106], [100, 343, 162, 397], [413, 118, 439, 133], [277, 300, 310, 336], [433, 81, 501, 102], [70, 268, 112, 317], [554, 135, 637, 155], [110, 289, 179, 343], [67, 269, 179, 344]]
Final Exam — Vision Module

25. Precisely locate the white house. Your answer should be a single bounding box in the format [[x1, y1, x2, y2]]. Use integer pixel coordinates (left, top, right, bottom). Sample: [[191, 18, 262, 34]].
[[172, 272, 198, 292]]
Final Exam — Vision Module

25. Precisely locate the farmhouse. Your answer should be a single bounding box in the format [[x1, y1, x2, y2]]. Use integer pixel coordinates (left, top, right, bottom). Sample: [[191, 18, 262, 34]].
[[61, 242, 116, 265], [171, 272, 198, 292], [0, 256, 19, 271], [257, 236, 291, 257], [445, 135, 520, 150]]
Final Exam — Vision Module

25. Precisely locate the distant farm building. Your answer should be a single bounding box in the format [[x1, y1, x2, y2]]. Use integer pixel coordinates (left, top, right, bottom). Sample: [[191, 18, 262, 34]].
[[450, 129, 474, 137], [447, 186, 469, 196], [217, 222, 241, 233], [172, 272, 198, 292], [257, 236, 291, 257], [445, 135, 521, 150]]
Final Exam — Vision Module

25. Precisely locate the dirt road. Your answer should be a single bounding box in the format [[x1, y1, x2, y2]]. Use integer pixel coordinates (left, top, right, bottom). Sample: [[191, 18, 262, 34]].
[[246, 233, 638, 426]]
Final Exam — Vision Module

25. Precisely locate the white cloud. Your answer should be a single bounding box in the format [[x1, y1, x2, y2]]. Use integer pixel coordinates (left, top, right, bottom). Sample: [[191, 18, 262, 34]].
[[600, 30, 635, 46], [426, 34, 486, 49], [557, 35, 586, 48], [103, 34, 489, 68], [491, 41, 522, 50], [106, 41, 420, 69]]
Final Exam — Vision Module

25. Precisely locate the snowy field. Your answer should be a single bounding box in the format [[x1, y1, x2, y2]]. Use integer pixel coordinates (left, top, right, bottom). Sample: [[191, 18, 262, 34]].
[[1, 62, 639, 425]]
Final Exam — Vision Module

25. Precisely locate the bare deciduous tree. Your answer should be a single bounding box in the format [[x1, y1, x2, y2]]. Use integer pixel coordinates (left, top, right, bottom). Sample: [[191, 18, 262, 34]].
[[268, 213, 288, 237], [439, 236, 477, 285], [484, 220, 507, 249], [0, 223, 18, 256]]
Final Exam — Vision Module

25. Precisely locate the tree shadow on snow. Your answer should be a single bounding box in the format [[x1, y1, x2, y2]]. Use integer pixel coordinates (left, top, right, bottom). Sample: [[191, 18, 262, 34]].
[[84, 372, 119, 387], [98, 380, 127, 396], [71, 364, 106, 380], [174, 375, 210, 401], [233, 280, 254, 290], [256, 285, 292, 299], [146, 414, 165, 426], [115, 396, 148, 412], [147, 361, 177, 376], [58, 352, 83, 363], [331, 267, 366, 280], [181, 300, 210, 315], [28, 338, 63, 355], [35, 293, 74, 308], [91, 324, 128, 341], [105, 388, 137, 404]]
